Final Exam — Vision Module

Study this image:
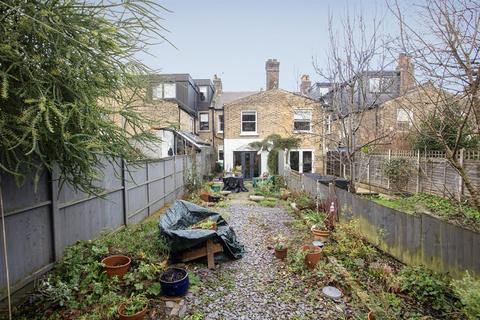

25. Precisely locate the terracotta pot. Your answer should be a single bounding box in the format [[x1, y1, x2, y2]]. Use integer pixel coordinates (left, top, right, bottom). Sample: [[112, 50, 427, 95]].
[[368, 311, 375, 320], [274, 247, 288, 260], [118, 303, 148, 320], [311, 228, 330, 241], [101, 255, 131, 278], [210, 223, 218, 231], [200, 192, 210, 202], [301, 245, 323, 269]]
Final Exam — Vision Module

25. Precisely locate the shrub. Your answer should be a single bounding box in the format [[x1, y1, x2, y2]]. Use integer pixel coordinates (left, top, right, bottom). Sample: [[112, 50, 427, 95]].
[[398, 265, 455, 312], [452, 271, 480, 320], [382, 158, 412, 192]]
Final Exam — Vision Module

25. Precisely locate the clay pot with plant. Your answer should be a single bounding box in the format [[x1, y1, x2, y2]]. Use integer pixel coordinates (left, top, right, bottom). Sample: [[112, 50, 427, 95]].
[[118, 295, 148, 320], [273, 235, 288, 260], [301, 245, 323, 269], [101, 254, 131, 278], [310, 222, 330, 242]]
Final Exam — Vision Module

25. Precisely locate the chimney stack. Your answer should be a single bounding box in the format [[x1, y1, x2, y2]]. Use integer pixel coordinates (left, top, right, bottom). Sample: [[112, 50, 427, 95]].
[[300, 74, 311, 95], [213, 74, 222, 95], [397, 53, 414, 94], [265, 59, 280, 90]]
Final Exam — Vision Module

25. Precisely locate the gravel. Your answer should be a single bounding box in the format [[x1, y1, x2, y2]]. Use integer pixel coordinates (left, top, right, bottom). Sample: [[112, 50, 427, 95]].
[[187, 201, 346, 319]]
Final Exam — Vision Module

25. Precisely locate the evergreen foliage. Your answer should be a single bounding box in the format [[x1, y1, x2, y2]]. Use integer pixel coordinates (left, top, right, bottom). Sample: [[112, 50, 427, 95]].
[[0, 0, 169, 193]]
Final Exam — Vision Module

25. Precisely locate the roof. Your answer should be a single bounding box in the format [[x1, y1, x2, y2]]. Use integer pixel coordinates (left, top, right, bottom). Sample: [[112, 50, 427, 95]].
[[221, 89, 321, 107], [194, 79, 214, 86], [176, 130, 211, 149], [213, 91, 258, 109]]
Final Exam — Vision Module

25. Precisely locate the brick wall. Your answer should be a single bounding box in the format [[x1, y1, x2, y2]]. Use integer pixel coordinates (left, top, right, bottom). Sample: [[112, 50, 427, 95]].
[[224, 89, 324, 172]]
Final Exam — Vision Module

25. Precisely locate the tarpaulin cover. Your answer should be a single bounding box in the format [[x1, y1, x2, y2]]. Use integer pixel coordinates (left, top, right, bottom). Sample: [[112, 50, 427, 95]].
[[159, 200, 245, 260]]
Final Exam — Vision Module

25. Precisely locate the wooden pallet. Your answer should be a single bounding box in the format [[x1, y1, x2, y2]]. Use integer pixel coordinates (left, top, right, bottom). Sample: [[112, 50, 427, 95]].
[[180, 239, 223, 269]]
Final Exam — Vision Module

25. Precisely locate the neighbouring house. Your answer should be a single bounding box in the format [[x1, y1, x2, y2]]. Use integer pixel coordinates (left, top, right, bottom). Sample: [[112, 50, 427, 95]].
[[309, 54, 421, 153], [222, 59, 325, 178]]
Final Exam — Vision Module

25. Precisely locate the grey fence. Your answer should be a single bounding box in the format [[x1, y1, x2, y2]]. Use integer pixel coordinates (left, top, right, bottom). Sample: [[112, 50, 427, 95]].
[[0, 155, 196, 299], [285, 170, 480, 278]]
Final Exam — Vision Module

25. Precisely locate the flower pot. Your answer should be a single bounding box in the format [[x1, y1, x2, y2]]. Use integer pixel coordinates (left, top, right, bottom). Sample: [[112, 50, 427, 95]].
[[274, 247, 288, 260], [160, 267, 189, 297], [301, 245, 323, 269], [311, 228, 330, 241], [368, 311, 375, 320], [200, 192, 210, 202], [118, 303, 148, 320], [101, 255, 131, 278]]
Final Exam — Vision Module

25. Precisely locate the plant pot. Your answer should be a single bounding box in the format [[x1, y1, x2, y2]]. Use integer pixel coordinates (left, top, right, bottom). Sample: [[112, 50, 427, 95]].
[[101, 255, 131, 278], [117, 303, 148, 320], [301, 245, 323, 269], [368, 311, 375, 320], [200, 192, 210, 202], [211, 185, 221, 192], [160, 267, 189, 297], [274, 247, 288, 260], [311, 228, 330, 241]]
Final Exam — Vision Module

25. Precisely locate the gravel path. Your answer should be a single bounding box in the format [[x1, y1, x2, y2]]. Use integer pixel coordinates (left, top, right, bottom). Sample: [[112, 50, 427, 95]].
[[187, 195, 346, 320]]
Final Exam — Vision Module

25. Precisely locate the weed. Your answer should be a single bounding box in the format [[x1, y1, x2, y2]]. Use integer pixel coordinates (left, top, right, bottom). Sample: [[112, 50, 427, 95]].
[[259, 199, 277, 207], [451, 271, 480, 320]]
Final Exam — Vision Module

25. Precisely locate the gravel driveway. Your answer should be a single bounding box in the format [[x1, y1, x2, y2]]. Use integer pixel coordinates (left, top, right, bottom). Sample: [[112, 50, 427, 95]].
[[187, 195, 346, 320]]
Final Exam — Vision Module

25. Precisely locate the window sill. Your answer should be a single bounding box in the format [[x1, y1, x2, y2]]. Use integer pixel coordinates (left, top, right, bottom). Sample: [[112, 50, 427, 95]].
[[293, 130, 313, 134], [217, 131, 224, 134], [198, 130, 210, 133], [240, 132, 258, 136]]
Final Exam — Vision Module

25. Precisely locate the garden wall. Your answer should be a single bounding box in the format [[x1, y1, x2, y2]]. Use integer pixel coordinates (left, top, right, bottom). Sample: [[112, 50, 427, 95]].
[[285, 170, 480, 278], [0, 155, 198, 299]]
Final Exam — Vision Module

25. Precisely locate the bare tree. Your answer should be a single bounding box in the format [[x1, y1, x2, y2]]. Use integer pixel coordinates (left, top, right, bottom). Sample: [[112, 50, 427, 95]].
[[389, 0, 480, 209], [314, 11, 395, 192]]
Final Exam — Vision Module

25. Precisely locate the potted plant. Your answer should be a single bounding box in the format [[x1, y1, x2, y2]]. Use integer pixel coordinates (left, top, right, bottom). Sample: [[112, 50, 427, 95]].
[[273, 235, 288, 260], [101, 254, 131, 278], [160, 267, 190, 296], [311, 221, 330, 241], [189, 218, 217, 231], [301, 245, 323, 269], [118, 295, 148, 320]]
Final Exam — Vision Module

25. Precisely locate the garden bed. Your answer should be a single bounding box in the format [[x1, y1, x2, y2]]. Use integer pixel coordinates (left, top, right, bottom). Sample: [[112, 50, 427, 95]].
[[367, 193, 480, 232]]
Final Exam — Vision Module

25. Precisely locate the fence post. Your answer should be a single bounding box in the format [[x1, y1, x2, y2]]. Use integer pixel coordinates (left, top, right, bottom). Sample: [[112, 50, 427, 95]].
[[50, 168, 62, 260], [121, 159, 129, 226], [458, 148, 464, 201], [146, 160, 150, 216], [416, 150, 421, 193], [387, 149, 391, 190], [173, 155, 177, 198]]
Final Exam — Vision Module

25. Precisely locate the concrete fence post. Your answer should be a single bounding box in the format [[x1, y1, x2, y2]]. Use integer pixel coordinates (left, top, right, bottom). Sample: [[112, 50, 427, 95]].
[[416, 150, 421, 193], [50, 168, 61, 260], [146, 160, 150, 216], [458, 148, 464, 201], [121, 159, 129, 226], [387, 149, 391, 190]]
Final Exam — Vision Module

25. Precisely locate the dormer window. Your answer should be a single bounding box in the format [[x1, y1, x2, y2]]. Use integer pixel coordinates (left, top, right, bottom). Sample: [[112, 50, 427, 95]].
[[369, 77, 394, 93], [152, 83, 176, 100], [199, 86, 208, 101]]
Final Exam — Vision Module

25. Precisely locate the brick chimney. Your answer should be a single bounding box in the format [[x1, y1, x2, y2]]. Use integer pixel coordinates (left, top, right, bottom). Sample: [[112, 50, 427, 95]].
[[300, 74, 311, 95], [265, 59, 280, 90], [397, 53, 414, 94], [213, 74, 222, 95]]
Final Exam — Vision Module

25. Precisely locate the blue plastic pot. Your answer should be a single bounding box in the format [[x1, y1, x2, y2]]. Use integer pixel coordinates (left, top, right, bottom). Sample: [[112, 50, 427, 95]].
[[160, 267, 189, 296], [211, 185, 221, 192]]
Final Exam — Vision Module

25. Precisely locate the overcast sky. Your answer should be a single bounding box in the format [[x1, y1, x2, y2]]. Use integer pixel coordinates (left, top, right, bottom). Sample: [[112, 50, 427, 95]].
[[140, 0, 415, 92]]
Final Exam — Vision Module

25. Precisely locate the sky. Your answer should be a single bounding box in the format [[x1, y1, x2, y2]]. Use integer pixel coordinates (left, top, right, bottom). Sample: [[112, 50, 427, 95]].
[[141, 0, 408, 92]]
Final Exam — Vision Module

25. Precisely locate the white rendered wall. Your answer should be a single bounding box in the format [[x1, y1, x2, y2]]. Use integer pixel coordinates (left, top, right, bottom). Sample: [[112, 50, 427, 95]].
[[223, 138, 262, 173]]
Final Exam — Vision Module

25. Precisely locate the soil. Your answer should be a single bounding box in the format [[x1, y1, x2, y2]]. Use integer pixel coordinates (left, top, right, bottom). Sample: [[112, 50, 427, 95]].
[[161, 268, 186, 282]]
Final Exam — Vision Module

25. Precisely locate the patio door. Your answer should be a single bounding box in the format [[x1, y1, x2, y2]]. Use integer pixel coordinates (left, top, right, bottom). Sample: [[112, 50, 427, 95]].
[[233, 151, 259, 179]]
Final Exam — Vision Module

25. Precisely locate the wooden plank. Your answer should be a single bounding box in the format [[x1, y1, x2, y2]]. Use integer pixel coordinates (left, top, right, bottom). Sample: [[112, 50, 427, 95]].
[[206, 239, 215, 269], [180, 240, 223, 264]]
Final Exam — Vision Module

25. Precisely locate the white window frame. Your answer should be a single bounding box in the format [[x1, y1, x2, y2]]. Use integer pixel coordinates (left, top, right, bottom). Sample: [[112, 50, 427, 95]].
[[199, 112, 210, 132], [288, 149, 314, 173], [326, 114, 332, 134], [152, 83, 176, 100], [293, 109, 312, 133], [396, 108, 413, 131], [217, 145, 224, 162], [199, 86, 208, 101], [217, 113, 224, 133], [240, 110, 257, 135]]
